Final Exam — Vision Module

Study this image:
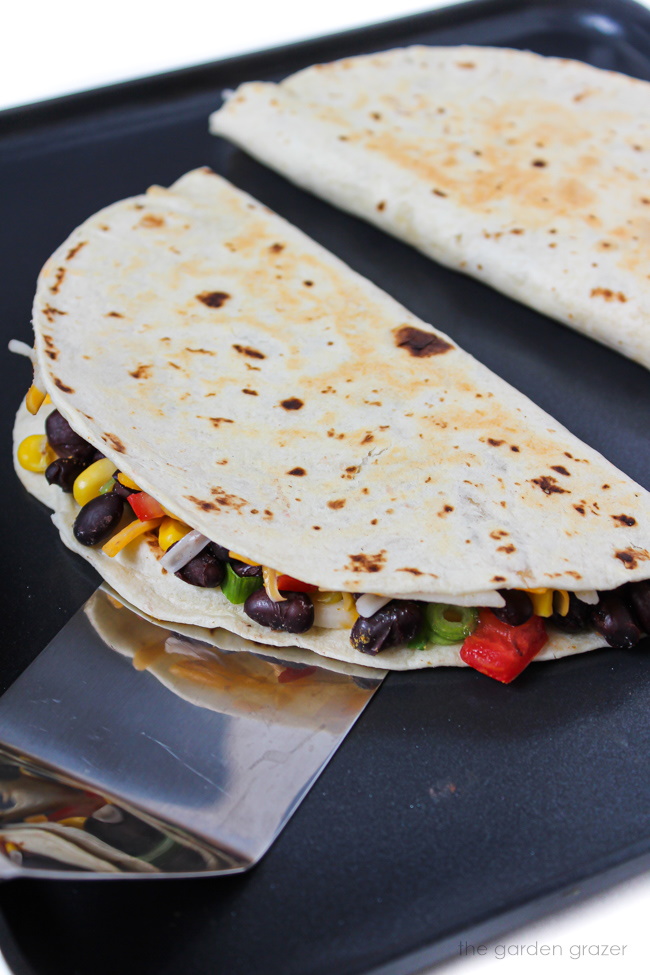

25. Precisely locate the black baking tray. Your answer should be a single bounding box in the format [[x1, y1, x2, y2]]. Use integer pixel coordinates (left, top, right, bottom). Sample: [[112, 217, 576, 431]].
[[1, 0, 650, 972]]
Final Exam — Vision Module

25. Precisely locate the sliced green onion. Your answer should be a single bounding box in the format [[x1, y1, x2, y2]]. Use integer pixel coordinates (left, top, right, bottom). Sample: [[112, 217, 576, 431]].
[[98, 477, 116, 495], [221, 563, 263, 604], [425, 603, 478, 645]]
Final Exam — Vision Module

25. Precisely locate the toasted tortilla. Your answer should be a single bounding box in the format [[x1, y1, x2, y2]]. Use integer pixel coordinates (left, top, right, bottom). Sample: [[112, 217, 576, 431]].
[[210, 46, 650, 368], [16, 168, 650, 671]]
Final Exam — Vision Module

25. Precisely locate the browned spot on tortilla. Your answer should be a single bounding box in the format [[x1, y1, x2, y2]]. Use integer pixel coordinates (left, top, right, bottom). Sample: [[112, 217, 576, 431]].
[[312, 525, 321, 530], [394, 325, 452, 357], [168, 362, 181, 370], [186, 347, 214, 355], [53, 378, 74, 393], [65, 241, 87, 260], [370, 519, 378, 525], [264, 509, 274, 518], [206, 417, 234, 428], [432, 188, 447, 197], [399, 567, 423, 575], [328, 499, 346, 510], [531, 159, 547, 167], [303, 280, 314, 288], [233, 344, 265, 360], [590, 287, 627, 302], [242, 388, 258, 396], [510, 445, 520, 452], [138, 214, 165, 228], [573, 504, 586, 515], [490, 530, 508, 539], [492, 576, 506, 582], [551, 465, 571, 476], [616, 548, 649, 569], [361, 432, 374, 445], [281, 398, 303, 410], [270, 243, 284, 253], [197, 291, 230, 308], [207, 487, 248, 512], [50, 267, 66, 294], [288, 467, 306, 476], [376, 201, 386, 211], [185, 495, 217, 512], [42, 304, 67, 323], [438, 505, 454, 517], [531, 475, 569, 495], [102, 433, 125, 453], [612, 514, 637, 527], [106, 311, 124, 318], [129, 364, 152, 380], [497, 544, 516, 554], [487, 438, 504, 447], [346, 551, 386, 573], [45, 349, 58, 361], [456, 61, 475, 68]]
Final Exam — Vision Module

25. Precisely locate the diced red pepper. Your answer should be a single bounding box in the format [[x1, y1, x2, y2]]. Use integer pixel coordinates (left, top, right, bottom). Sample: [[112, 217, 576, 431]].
[[128, 491, 165, 521], [277, 666, 317, 684], [460, 609, 548, 684], [276, 575, 318, 593]]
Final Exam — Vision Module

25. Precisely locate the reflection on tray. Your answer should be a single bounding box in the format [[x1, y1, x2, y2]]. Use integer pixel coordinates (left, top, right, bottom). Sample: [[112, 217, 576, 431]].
[[0, 749, 233, 875], [86, 587, 383, 731], [0, 591, 384, 877]]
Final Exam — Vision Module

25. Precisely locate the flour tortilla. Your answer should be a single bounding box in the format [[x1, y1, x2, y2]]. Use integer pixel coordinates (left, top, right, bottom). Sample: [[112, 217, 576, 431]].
[[13, 403, 606, 670], [17, 168, 650, 670], [210, 46, 650, 368]]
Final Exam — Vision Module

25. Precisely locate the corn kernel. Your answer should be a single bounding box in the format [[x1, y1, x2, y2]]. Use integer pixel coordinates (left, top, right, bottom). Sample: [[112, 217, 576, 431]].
[[43, 394, 52, 405], [229, 551, 260, 566], [158, 517, 191, 552], [554, 590, 570, 616], [73, 458, 117, 506], [117, 472, 140, 491], [524, 588, 554, 618], [17, 434, 55, 473], [25, 385, 46, 415], [57, 816, 87, 828]]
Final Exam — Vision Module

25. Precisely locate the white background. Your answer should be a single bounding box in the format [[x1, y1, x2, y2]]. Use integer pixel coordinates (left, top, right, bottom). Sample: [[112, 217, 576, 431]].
[[2, 1, 650, 973]]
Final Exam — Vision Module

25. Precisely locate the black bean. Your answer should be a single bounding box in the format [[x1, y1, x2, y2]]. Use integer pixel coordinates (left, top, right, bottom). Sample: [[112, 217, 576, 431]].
[[350, 600, 422, 655], [230, 558, 263, 578], [175, 549, 224, 588], [111, 473, 136, 499], [244, 589, 314, 633], [209, 542, 230, 562], [592, 591, 643, 649], [492, 590, 533, 626], [625, 580, 650, 634], [45, 457, 86, 493], [73, 494, 125, 547], [45, 410, 95, 463], [549, 593, 592, 632]]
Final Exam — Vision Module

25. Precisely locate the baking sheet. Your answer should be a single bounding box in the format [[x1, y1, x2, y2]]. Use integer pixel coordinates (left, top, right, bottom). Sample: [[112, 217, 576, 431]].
[[1, 0, 649, 972]]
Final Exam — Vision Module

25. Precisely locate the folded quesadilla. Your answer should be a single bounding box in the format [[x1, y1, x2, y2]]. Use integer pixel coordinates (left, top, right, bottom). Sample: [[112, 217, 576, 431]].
[[210, 45, 650, 369], [12, 168, 650, 682]]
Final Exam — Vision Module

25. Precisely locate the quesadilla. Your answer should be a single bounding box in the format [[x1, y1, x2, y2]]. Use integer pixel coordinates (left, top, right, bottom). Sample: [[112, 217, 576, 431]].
[[12, 168, 650, 682], [210, 45, 650, 369]]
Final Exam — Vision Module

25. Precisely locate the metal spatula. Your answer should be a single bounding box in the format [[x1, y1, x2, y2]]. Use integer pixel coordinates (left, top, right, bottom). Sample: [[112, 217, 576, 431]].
[[0, 590, 384, 879]]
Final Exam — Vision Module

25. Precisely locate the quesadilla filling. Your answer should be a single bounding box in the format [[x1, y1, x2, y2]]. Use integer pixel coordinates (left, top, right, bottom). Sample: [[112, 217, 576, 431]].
[[18, 400, 650, 684]]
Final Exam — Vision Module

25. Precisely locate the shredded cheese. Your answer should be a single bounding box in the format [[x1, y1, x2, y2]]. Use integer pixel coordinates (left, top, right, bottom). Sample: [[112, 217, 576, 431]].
[[102, 517, 163, 558], [263, 566, 286, 602]]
